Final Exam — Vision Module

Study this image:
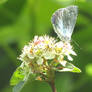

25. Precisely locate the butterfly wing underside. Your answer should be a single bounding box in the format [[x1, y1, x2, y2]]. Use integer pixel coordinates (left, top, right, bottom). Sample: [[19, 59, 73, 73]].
[[51, 5, 78, 41]]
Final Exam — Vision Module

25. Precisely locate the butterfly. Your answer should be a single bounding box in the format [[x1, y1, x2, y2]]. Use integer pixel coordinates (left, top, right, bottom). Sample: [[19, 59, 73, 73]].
[[51, 5, 78, 42]]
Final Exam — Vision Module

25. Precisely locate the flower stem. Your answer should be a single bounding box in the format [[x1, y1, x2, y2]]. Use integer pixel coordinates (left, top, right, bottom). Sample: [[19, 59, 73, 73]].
[[48, 80, 57, 92]]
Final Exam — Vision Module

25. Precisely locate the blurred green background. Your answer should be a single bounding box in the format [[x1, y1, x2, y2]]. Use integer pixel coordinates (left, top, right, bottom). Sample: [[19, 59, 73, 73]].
[[0, 0, 92, 92]]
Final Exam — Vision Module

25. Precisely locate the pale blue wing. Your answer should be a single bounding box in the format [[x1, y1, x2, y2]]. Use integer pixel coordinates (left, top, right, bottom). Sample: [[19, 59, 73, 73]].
[[51, 5, 78, 41]]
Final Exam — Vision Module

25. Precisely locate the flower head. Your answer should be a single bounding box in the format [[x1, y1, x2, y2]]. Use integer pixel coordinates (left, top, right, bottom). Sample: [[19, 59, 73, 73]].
[[19, 35, 77, 76]]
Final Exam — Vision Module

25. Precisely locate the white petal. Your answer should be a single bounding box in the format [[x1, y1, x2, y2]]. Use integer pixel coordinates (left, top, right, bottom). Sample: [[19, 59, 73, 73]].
[[43, 51, 55, 60], [70, 50, 77, 56], [36, 57, 43, 65], [60, 61, 67, 66], [59, 68, 73, 72], [28, 53, 34, 59], [67, 55, 73, 61]]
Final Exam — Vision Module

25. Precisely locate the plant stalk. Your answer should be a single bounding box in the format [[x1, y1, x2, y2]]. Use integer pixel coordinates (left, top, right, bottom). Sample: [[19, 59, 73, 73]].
[[48, 80, 57, 92]]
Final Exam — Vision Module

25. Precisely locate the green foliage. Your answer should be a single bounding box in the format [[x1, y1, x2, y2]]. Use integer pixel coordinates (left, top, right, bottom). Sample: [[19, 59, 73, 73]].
[[55, 62, 81, 73], [10, 65, 27, 92], [13, 81, 25, 92], [0, 0, 8, 4], [0, 0, 92, 92], [86, 64, 92, 76], [10, 63, 37, 92], [10, 67, 25, 86]]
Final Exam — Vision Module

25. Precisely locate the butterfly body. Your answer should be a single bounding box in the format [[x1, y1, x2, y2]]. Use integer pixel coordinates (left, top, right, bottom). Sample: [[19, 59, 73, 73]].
[[51, 5, 78, 42]]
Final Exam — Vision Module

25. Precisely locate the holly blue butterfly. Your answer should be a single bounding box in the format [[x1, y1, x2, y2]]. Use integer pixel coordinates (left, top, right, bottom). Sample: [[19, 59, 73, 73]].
[[51, 5, 78, 42]]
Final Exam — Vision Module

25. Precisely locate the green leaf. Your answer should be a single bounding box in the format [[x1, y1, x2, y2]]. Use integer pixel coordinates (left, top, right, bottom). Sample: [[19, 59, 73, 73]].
[[12, 73, 36, 92], [10, 66, 25, 86], [71, 67, 81, 73], [13, 81, 25, 92], [55, 62, 81, 73], [10, 63, 36, 92]]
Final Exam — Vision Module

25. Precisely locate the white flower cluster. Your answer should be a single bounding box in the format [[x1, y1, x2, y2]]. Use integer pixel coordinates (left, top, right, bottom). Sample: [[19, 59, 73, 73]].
[[19, 35, 76, 73]]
